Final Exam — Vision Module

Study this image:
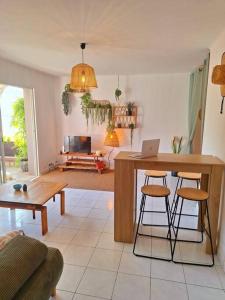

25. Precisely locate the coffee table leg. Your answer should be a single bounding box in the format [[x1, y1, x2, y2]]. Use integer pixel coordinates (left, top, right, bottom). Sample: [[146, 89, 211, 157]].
[[41, 207, 48, 235], [60, 191, 65, 215]]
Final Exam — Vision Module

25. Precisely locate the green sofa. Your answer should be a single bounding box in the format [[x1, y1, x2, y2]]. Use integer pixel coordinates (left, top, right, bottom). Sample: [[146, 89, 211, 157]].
[[0, 235, 63, 300]]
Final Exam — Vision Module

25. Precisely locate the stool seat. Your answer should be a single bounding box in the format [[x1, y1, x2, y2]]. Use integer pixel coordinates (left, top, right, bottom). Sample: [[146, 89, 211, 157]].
[[177, 172, 201, 180], [144, 170, 167, 178], [141, 184, 170, 197], [177, 187, 208, 201]]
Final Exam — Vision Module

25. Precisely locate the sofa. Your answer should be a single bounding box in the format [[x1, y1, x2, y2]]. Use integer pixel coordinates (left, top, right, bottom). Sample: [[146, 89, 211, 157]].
[[0, 234, 63, 300]]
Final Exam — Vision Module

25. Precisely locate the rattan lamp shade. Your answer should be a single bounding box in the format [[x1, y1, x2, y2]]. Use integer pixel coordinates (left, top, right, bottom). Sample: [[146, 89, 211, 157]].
[[70, 63, 97, 92], [104, 130, 119, 147], [212, 65, 225, 85]]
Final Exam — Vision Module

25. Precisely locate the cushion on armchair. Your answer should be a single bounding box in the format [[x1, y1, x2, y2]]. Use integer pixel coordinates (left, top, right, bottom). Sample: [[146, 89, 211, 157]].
[[0, 235, 48, 300], [13, 247, 64, 300]]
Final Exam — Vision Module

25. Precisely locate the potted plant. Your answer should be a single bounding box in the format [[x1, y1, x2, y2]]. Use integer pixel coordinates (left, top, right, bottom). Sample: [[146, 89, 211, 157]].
[[115, 88, 122, 102], [127, 102, 134, 116], [171, 136, 183, 176]]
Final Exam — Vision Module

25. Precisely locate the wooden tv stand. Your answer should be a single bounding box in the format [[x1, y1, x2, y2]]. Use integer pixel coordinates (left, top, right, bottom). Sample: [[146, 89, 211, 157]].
[[58, 152, 106, 173]]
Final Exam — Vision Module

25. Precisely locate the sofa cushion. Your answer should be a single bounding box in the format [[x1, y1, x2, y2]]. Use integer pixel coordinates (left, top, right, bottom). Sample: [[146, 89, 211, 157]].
[[0, 235, 48, 300], [13, 247, 64, 300], [0, 230, 24, 250]]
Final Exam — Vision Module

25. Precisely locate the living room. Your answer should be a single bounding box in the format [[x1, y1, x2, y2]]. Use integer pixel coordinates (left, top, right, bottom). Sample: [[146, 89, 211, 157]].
[[0, 1, 225, 299]]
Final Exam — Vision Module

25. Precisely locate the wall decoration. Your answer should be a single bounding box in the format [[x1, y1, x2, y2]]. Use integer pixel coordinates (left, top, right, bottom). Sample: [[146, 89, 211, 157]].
[[80, 92, 112, 126]]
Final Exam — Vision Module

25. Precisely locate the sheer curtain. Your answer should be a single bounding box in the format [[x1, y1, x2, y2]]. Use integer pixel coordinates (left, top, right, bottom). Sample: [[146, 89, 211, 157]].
[[188, 54, 209, 153]]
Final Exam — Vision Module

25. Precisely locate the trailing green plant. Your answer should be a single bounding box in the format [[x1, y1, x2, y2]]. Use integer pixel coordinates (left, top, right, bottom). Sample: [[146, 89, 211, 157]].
[[81, 92, 113, 127], [62, 84, 73, 115], [129, 123, 135, 147], [11, 98, 27, 164]]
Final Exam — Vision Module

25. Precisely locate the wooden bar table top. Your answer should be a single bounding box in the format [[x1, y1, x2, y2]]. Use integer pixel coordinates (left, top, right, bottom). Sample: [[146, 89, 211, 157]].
[[114, 151, 225, 254]]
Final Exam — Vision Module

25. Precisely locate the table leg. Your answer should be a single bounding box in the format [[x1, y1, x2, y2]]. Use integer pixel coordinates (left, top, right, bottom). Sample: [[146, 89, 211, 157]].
[[114, 160, 136, 243], [60, 191, 65, 215], [206, 166, 224, 254], [32, 210, 36, 219], [197, 174, 208, 230], [53, 196, 55, 202], [41, 207, 48, 235]]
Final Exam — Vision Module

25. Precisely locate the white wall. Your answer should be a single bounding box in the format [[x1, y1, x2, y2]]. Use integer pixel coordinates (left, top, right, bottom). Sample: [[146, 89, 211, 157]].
[[202, 30, 225, 265], [56, 73, 189, 165], [0, 57, 58, 173]]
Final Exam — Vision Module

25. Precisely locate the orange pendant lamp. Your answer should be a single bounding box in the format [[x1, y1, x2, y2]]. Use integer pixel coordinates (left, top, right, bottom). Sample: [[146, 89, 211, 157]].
[[70, 43, 97, 92]]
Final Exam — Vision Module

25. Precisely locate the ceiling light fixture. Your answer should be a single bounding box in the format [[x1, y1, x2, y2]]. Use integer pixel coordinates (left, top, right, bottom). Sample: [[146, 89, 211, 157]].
[[70, 43, 97, 92], [211, 52, 225, 114]]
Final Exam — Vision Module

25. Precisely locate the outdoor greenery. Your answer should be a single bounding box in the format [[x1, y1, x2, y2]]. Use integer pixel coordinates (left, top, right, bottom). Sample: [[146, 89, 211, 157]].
[[11, 98, 28, 163]]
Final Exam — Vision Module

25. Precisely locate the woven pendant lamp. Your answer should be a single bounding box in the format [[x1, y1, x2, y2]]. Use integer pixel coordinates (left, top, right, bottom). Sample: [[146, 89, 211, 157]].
[[104, 130, 119, 147], [104, 129, 119, 168], [212, 64, 225, 84], [211, 52, 225, 113], [70, 43, 97, 92]]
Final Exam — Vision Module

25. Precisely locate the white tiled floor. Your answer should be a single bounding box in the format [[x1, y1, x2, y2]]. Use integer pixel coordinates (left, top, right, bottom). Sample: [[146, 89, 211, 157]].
[[0, 173, 225, 299]]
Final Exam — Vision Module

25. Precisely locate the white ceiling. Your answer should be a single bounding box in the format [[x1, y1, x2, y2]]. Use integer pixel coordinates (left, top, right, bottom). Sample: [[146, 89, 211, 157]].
[[1, 0, 225, 76]]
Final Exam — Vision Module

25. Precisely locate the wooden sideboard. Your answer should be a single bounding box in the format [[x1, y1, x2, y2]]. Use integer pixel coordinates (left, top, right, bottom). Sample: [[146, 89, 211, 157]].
[[114, 151, 225, 254]]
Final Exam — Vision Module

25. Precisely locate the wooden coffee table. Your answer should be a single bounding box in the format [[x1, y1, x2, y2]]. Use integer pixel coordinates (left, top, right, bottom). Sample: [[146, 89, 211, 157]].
[[0, 181, 67, 235]]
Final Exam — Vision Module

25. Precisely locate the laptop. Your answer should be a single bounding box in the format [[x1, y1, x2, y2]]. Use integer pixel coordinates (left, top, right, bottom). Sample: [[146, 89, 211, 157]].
[[129, 139, 160, 159]]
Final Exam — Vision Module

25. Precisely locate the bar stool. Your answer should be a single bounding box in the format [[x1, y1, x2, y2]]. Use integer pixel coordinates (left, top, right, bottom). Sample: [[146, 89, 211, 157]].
[[172, 187, 214, 267], [133, 184, 173, 261], [171, 172, 201, 219], [144, 170, 167, 186], [142, 170, 167, 224]]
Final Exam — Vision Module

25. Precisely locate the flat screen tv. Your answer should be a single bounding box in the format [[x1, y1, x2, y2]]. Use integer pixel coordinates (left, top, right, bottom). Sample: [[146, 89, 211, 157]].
[[64, 136, 91, 154]]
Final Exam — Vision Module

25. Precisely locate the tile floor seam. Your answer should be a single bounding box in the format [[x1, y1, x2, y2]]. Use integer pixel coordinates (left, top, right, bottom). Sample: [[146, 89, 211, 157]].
[[180, 248, 190, 300], [73, 292, 108, 300], [73, 238, 105, 297], [111, 238, 127, 300]]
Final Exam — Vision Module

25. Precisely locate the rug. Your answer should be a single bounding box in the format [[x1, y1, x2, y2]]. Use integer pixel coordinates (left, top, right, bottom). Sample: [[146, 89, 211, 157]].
[[40, 169, 114, 192]]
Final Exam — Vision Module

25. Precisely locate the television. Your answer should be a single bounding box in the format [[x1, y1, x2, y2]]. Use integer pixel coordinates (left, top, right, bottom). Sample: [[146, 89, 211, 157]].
[[64, 136, 91, 154]]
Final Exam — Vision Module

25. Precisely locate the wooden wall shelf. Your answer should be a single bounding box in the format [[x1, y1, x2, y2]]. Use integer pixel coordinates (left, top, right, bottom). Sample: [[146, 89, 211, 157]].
[[112, 106, 137, 129]]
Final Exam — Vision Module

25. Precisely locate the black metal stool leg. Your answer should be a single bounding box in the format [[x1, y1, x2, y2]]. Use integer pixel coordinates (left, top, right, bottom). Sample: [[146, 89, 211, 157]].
[[172, 198, 214, 267], [171, 177, 180, 213], [172, 197, 184, 259], [205, 201, 215, 266]]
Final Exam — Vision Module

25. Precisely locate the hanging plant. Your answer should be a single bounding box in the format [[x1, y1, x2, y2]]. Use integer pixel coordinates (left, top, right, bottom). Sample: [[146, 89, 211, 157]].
[[81, 92, 112, 127], [129, 123, 135, 148], [129, 123, 135, 147], [115, 75, 122, 101], [62, 84, 73, 115]]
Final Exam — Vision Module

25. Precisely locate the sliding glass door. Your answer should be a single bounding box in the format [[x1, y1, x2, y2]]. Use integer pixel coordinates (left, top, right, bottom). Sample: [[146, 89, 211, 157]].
[[0, 84, 39, 184]]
